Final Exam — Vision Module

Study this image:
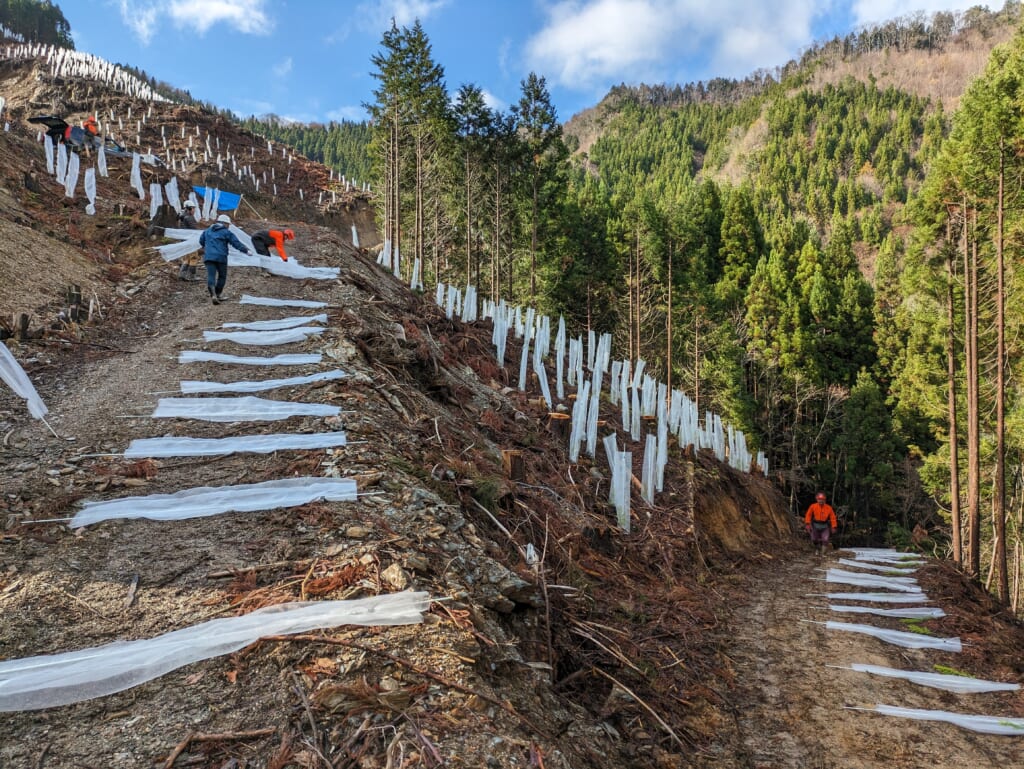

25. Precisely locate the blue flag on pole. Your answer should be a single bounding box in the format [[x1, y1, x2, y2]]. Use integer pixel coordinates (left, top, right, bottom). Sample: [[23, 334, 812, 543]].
[[193, 185, 241, 210]]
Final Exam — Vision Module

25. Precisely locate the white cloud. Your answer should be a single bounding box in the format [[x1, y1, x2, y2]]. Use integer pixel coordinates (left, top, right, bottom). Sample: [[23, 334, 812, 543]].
[[525, 0, 831, 91], [167, 0, 272, 35], [850, 0, 983, 27], [481, 88, 507, 112], [350, 0, 450, 31], [116, 0, 272, 43], [273, 57, 293, 77], [116, 1, 160, 45], [327, 104, 370, 122]]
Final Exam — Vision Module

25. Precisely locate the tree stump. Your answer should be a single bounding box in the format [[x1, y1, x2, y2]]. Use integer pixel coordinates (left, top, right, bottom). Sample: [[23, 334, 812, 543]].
[[502, 450, 525, 482], [547, 412, 571, 439]]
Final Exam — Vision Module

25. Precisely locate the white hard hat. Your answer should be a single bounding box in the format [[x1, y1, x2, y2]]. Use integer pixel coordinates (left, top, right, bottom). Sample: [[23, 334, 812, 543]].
[[216, 214, 231, 224], [183, 200, 195, 208]]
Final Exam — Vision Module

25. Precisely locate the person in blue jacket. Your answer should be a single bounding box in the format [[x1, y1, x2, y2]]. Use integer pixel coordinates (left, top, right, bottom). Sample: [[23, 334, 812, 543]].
[[198, 214, 251, 304]]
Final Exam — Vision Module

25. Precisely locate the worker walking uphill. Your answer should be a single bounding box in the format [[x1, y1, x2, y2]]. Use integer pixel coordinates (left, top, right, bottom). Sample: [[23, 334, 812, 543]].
[[176, 200, 201, 281], [804, 492, 837, 556], [199, 214, 251, 305], [250, 228, 294, 261]]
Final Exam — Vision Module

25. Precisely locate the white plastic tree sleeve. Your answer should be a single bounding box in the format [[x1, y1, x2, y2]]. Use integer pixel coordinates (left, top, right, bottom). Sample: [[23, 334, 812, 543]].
[[148, 182, 163, 219], [84, 167, 96, 216], [869, 705, 1024, 735], [124, 431, 347, 458], [849, 665, 1019, 694], [152, 396, 339, 422], [202, 327, 326, 346], [130, 152, 144, 199], [56, 142, 67, 183], [836, 557, 917, 574], [829, 605, 945, 619], [0, 591, 429, 711], [43, 133, 54, 174], [824, 592, 931, 603], [63, 150, 79, 198], [71, 476, 357, 527], [826, 569, 922, 593], [178, 351, 322, 366], [222, 314, 328, 331], [180, 369, 345, 394], [824, 621, 961, 651], [239, 295, 328, 309], [0, 343, 49, 419], [97, 141, 107, 177], [164, 176, 181, 213]]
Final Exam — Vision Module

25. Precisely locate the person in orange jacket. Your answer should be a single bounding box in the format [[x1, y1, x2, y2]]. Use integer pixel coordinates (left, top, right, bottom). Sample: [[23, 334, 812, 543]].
[[804, 492, 837, 556], [250, 228, 294, 262]]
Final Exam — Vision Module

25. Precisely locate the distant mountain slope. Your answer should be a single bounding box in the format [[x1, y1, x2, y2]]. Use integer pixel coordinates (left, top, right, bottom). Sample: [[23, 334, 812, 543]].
[[565, 5, 1019, 159]]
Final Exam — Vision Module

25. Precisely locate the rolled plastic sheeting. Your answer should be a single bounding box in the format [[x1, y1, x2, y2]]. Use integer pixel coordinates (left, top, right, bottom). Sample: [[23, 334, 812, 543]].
[[826, 569, 922, 593], [223, 314, 328, 331], [203, 327, 325, 346], [829, 605, 945, 619], [152, 396, 339, 422], [124, 431, 348, 458], [837, 558, 917, 574], [825, 592, 930, 603], [850, 665, 1019, 694], [179, 351, 322, 366], [870, 704, 1024, 735], [71, 477, 357, 527], [0, 343, 49, 419], [0, 591, 429, 712], [180, 369, 345, 394], [239, 295, 328, 309], [825, 621, 961, 652]]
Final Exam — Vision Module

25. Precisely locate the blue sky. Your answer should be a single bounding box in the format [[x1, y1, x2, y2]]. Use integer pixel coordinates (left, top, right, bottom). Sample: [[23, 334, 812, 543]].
[[62, 1, 996, 124]]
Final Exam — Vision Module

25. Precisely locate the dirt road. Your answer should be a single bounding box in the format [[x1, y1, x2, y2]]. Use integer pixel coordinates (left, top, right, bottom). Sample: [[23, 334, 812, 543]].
[[721, 551, 1023, 768]]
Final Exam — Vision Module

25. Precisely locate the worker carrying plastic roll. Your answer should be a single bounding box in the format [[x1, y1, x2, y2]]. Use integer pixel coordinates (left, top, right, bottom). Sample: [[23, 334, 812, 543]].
[[804, 492, 837, 556], [250, 228, 295, 262]]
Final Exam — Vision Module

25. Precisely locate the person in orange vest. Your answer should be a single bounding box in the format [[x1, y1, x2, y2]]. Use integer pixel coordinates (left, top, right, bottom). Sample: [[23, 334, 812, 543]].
[[250, 228, 294, 261], [804, 492, 837, 556]]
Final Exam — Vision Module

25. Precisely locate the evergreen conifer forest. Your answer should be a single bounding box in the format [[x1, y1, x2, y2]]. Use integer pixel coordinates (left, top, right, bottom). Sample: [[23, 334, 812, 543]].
[[291, 5, 1024, 605]]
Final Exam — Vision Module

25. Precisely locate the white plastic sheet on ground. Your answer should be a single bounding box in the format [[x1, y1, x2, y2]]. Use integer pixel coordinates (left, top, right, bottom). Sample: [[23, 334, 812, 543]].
[[0, 591, 429, 711], [845, 548, 925, 564], [822, 592, 931, 604], [179, 351, 322, 366], [202, 327, 325, 346], [180, 369, 345, 394], [866, 704, 1024, 735], [847, 664, 1019, 694], [239, 294, 327, 309], [124, 431, 348, 458], [0, 343, 49, 419], [222, 314, 328, 331], [71, 476, 357, 527], [826, 568, 922, 593], [824, 621, 961, 652], [836, 558, 917, 574], [152, 396, 339, 422], [829, 604, 945, 619]]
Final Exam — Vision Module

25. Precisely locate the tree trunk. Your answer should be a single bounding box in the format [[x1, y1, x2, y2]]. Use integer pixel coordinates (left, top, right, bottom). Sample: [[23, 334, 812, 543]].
[[666, 242, 673, 394], [946, 221, 962, 567], [966, 204, 980, 578], [995, 145, 1008, 601]]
